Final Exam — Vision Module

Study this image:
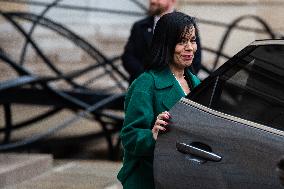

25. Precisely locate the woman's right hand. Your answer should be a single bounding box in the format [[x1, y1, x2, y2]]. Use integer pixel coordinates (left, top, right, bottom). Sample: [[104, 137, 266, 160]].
[[152, 111, 171, 140]]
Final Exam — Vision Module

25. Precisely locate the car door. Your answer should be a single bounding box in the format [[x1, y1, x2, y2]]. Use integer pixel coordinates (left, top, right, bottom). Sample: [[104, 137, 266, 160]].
[[154, 98, 284, 189], [154, 40, 284, 189]]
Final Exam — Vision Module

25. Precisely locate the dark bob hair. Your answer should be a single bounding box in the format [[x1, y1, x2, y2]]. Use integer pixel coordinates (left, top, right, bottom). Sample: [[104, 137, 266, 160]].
[[147, 11, 197, 70]]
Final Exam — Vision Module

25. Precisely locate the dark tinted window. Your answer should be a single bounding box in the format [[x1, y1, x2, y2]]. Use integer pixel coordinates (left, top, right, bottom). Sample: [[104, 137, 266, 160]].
[[192, 44, 284, 131]]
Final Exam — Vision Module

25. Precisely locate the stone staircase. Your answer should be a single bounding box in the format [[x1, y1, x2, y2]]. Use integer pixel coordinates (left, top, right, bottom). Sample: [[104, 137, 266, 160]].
[[0, 153, 122, 189], [0, 153, 53, 188]]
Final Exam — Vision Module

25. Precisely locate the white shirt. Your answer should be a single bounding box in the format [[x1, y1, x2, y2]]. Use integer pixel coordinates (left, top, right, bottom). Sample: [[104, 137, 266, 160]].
[[153, 16, 160, 32]]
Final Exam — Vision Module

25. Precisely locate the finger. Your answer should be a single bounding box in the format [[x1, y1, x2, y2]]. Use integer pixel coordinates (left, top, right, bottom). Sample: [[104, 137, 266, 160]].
[[158, 111, 167, 117], [157, 115, 167, 121], [157, 113, 165, 119], [152, 125, 165, 133], [164, 111, 171, 117], [156, 119, 168, 126], [160, 113, 170, 120], [154, 125, 166, 131]]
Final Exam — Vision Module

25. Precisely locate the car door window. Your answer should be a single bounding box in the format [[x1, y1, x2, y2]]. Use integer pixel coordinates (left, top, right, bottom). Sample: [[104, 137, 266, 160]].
[[193, 45, 284, 131]]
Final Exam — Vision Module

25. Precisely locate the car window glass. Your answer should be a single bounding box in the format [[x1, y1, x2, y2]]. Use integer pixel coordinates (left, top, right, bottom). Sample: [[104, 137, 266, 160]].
[[213, 45, 284, 131]]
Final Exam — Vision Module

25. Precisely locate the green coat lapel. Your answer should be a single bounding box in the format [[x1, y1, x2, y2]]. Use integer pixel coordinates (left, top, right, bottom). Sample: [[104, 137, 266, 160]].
[[150, 67, 185, 110], [163, 84, 185, 110]]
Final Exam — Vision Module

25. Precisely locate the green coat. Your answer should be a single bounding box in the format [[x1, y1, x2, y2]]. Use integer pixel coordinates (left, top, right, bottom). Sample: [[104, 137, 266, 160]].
[[117, 67, 200, 189]]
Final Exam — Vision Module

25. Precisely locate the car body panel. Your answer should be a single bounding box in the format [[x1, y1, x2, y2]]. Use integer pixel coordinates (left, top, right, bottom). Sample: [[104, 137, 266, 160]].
[[154, 40, 284, 189], [154, 98, 284, 189]]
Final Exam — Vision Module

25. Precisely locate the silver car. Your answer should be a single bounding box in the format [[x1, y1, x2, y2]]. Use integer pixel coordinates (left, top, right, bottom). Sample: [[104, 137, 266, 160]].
[[154, 39, 284, 189]]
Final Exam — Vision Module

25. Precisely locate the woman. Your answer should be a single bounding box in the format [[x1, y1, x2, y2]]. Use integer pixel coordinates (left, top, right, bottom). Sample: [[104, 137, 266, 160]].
[[117, 12, 201, 189]]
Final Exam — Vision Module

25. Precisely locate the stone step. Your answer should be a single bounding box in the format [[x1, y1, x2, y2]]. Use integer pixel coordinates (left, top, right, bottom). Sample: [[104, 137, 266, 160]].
[[4, 160, 123, 189], [0, 153, 53, 188]]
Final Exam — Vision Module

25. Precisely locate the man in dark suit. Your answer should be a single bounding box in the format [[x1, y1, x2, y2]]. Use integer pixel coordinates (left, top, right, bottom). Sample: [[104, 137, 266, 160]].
[[122, 0, 202, 83]]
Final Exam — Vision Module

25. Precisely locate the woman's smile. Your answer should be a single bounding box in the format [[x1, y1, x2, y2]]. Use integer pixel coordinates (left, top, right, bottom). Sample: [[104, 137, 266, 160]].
[[181, 54, 194, 61], [173, 27, 197, 69]]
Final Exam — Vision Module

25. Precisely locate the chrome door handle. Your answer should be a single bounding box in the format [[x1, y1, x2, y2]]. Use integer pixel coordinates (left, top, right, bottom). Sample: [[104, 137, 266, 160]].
[[176, 142, 222, 162]]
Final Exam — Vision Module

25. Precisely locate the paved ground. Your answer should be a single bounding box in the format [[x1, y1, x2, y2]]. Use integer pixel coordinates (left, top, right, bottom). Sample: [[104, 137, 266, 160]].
[[4, 160, 123, 189], [0, 103, 124, 189], [0, 68, 124, 188]]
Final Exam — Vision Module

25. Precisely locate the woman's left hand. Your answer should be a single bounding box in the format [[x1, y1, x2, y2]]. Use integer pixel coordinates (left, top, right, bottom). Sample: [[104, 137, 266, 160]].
[[152, 111, 171, 140]]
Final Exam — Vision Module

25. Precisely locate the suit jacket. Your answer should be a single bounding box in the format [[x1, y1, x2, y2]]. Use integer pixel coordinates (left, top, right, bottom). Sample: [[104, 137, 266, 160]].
[[117, 66, 200, 189], [122, 16, 202, 83]]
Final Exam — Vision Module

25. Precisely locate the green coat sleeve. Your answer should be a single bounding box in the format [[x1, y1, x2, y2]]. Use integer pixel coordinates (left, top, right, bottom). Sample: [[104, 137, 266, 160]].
[[120, 89, 156, 157]]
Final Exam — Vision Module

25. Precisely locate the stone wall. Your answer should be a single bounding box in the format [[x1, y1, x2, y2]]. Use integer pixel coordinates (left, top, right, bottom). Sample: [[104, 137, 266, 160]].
[[0, 0, 283, 77], [178, 0, 284, 69]]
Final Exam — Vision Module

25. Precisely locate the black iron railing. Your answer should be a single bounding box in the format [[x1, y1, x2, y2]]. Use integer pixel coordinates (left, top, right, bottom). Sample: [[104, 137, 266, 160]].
[[0, 0, 281, 159]]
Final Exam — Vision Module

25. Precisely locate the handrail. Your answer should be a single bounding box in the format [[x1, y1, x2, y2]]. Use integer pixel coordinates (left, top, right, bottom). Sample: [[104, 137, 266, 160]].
[[0, 0, 281, 159]]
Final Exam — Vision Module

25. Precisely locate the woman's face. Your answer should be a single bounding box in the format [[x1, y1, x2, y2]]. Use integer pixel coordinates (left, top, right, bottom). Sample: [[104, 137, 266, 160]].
[[173, 26, 197, 69]]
